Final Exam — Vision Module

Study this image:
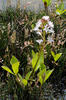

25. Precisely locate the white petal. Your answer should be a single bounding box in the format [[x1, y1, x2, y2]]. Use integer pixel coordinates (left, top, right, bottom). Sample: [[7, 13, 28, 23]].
[[33, 20, 42, 31], [36, 39, 43, 44], [48, 28, 54, 33], [42, 16, 49, 21], [33, 26, 39, 31], [48, 21, 54, 28], [36, 31, 41, 35], [43, 24, 54, 33], [36, 20, 42, 27]]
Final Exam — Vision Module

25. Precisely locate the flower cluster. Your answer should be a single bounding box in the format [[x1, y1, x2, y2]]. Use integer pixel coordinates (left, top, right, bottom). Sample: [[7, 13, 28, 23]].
[[33, 16, 55, 44]]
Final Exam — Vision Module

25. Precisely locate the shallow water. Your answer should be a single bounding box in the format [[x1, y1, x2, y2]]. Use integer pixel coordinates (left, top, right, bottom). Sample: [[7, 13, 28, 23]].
[[0, 0, 66, 12]]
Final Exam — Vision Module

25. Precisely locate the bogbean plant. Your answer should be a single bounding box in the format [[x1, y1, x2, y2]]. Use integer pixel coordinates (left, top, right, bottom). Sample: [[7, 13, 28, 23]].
[[1, 16, 62, 88], [1, 51, 62, 87]]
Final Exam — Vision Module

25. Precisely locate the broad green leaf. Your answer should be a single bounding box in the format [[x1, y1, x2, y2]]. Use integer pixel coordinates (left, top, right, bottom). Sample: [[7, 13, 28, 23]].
[[2, 66, 14, 75], [54, 53, 62, 62], [38, 64, 46, 77], [35, 51, 44, 71], [21, 79, 28, 86], [32, 51, 38, 69], [25, 71, 32, 80], [51, 51, 55, 58], [12, 62, 20, 74], [39, 63, 46, 70], [38, 64, 46, 85], [10, 56, 20, 74], [44, 69, 54, 82], [10, 56, 19, 65], [32, 50, 35, 56], [39, 76, 43, 85], [38, 70, 46, 77]]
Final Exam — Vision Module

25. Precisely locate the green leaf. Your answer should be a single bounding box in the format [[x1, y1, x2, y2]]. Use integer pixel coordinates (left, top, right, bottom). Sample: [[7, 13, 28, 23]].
[[39, 76, 43, 85], [21, 79, 28, 86], [51, 51, 55, 58], [18, 73, 23, 80], [10, 56, 19, 65], [56, 9, 66, 15], [25, 71, 32, 80], [38, 69, 46, 77], [35, 51, 44, 71], [51, 51, 62, 62], [32, 50, 35, 57], [38, 64, 46, 85], [32, 50, 44, 71], [38, 64, 46, 76], [12, 62, 20, 74], [10, 56, 20, 74], [44, 69, 54, 82], [40, 63, 46, 70], [18, 74, 28, 86], [54, 53, 62, 62], [56, 9, 63, 15], [32, 51, 38, 69], [1, 66, 14, 75]]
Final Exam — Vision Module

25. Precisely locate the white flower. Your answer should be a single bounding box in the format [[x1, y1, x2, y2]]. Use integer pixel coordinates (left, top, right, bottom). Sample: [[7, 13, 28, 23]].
[[36, 20, 42, 27], [42, 16, 49, 21], [33, 16, 54, 35], [48, 21, 54, 28], [48, 28, 54, 33], [33, 26, 39, 31], [36, 39, 43, 44], [33, 20, 42, 31], [33, 19, 42, 35], [43, 24, 49, 33], [36, 31, 41, 35], [47, 36, 54, 43], [43, 23, 54, 33]]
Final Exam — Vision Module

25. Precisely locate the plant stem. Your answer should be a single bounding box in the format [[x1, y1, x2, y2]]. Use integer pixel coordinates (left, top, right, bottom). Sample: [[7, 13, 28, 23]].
[[44, 2, 48, 15]]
